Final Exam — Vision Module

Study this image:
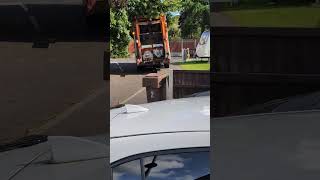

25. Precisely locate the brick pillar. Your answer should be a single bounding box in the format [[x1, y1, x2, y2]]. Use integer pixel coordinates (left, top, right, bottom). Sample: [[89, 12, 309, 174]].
[[142, 71, 169, 103]]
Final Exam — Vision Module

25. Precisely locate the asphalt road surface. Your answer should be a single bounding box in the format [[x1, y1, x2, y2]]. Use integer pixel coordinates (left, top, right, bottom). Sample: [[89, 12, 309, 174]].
[[0, 1, 107, 143], [110, 59, 150, 107], [0, 42, 107, 143], [110, 58, 180, 108]]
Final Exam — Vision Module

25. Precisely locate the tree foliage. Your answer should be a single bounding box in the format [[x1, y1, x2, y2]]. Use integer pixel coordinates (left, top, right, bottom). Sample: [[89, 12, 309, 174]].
[[110, 0, 210, 57], [110, 8, 131, 58], [110, 0, 182, 57], [179, 0, 209, 39], [168, 15, 181, 40], [127, 0, 182, 21]]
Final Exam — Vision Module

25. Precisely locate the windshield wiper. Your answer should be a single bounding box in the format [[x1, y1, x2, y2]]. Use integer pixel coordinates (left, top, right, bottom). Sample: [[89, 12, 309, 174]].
[[145, 155, 157, 178], [0, 135, 47, 153]]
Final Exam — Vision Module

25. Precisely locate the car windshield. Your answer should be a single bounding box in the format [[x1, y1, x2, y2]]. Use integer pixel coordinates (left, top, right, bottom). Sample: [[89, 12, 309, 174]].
[[199, 31, 209, 45]]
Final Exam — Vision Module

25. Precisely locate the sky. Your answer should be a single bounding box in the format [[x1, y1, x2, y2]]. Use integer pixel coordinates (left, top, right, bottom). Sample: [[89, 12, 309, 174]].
[[170, 11, 180, 16]]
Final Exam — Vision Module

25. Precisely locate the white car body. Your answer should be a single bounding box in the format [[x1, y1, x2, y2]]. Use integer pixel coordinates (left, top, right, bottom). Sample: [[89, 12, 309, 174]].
[[110, 96, 210, 165], [0, 135, 108, 180]]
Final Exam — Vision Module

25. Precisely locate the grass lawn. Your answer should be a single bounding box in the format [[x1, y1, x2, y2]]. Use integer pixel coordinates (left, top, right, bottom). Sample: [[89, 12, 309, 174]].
[[223, 6, 320, 28], [173, 61, 210, 70]]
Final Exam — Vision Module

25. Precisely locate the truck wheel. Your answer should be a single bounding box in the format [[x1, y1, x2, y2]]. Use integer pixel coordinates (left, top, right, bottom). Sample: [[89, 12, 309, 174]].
[[164, 63, 169, 68]]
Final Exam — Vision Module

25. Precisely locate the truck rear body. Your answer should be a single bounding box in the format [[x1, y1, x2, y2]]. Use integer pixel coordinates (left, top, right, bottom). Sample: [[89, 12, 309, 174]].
[[133, 15, 171, 68]]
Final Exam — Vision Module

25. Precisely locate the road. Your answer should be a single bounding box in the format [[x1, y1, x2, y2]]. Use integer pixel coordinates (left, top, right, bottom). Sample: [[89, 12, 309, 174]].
[[0, 42, 108, 143], [110, 58, 150, 107], [0, 1, 107, 143], [110, 58, 180, 108]]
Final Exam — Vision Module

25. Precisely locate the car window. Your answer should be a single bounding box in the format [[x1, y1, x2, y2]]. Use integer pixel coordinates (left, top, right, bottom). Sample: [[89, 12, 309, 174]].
[[143, 152, 209, 180], [112, 159, 142, 180], [112, 151, 209, 180]]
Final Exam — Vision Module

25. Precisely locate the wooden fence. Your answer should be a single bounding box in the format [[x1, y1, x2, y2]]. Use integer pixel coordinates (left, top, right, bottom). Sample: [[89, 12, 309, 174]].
[[173, 70, 210, 99], [142, 70, 210, 103], [212, 27, 320, 117], [170, 39, 198, 57]]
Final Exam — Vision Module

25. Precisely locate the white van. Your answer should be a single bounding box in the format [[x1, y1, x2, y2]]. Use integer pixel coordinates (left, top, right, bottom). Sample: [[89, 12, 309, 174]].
[[196, 30, 210, 58]]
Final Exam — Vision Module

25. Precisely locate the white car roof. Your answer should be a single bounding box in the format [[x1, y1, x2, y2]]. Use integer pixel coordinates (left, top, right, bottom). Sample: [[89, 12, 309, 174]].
[[110, 96, 210, 164], [111, 96, 210, 138]]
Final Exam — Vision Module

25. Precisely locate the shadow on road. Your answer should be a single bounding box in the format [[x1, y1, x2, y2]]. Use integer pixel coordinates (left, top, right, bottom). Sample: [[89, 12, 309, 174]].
[[0, 2, 106, 42], [0, 1, 108, 142], [110, 62, 157, 75]]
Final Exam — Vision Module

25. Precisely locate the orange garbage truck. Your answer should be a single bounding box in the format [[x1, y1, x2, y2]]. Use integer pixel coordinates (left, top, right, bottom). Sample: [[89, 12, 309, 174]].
[[132, 14, 171, 70]]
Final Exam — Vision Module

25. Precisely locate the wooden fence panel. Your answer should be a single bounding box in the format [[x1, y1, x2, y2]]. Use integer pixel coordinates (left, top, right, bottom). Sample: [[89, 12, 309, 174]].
[[173, 70, 210, 99], [212, 27, 320, 117]]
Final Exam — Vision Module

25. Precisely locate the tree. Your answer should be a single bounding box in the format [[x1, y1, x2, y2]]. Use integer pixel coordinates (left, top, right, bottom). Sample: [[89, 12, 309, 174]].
[[110, 0, 182, 57], [167, 14, 181, 40], [179, 0, 209, 39], [110, 8, 131, 58], [127, 0, 182, 22]]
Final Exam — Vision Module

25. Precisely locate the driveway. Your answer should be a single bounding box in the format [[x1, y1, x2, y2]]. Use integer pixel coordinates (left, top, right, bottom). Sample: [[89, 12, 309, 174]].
[[110, 58, 180, 107], [110, 58, 148, 107], [0, 42, 107, 143], [0, 1, 107, 143]]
